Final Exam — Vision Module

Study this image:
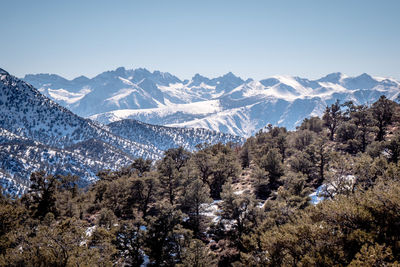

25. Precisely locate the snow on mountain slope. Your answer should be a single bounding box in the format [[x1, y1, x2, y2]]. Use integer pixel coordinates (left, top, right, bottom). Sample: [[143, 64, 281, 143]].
[[0, 69, 161, 158], [24, 68, 246, 117], [167, 106, 255, 137], [2, 68, 242, 194], [24, 68, 400, 137], [0, 69, 160, 193], [0, 129, 135, 195], [39, 87, 91, 105], [107, 119, 244, 152], [90, 100, 222, 125], [168, 99, 295, 137], [89, 73, 399, 137]]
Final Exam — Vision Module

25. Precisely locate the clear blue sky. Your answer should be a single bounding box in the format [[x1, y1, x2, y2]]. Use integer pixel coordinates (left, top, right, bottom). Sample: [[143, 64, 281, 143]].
[[1, 0, 399, 80]]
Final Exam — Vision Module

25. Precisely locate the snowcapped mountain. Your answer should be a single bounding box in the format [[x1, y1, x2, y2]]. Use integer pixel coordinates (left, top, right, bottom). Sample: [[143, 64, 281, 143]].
[[1, 69, 160, 157], [24, 68, 247, 116], [1, 68, 241, 194], [27, 68, 399, 137]]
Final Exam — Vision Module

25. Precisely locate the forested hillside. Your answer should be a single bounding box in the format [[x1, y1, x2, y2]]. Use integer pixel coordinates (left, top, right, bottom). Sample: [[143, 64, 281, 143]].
[[0, 69, 241, 195], [1, 96, 400, 266]]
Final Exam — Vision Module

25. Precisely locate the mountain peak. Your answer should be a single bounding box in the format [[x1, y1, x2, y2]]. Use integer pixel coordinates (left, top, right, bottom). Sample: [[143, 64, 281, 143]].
[[193, 73, 207, 79], [192, 73, 210, 82], [151, 70, 182, 84], [115, 66, 126, 75], [356, 73, 373, 80], [223, 71, 235, 77], [133, 67, 151, 73], [72, 75, 89, 83], [317, 72, 345, 83], [219, 72, 241, 80]]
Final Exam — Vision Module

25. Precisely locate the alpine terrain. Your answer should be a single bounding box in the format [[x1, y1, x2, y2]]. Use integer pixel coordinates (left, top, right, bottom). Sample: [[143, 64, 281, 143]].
[[25, 67, 400, 137], [0, 68, 242, 195]]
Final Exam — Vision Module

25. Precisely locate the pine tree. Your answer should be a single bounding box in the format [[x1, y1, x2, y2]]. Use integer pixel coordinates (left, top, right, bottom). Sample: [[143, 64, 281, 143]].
[[114, 218, 147, 266], [372, 95, 395, 141], [26, 171, 60, 218], [220, 180, 260, 247], [178, 239, 217, 267], [323, 100, 342, 141], [180, 178, 212, 237]]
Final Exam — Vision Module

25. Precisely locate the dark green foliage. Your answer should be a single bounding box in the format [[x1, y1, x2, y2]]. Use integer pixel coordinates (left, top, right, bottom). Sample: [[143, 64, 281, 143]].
[[178, 239, 217, 267], [386, 135, 400, 163], [191, 143, 241, 199], [220, 180, 261, 243], [128, 172, 159, 218], [239, 144, 251, 169], [114, 218, 146, 266], [258, 148, 284, 191], [323, 100, 342, 141], [292, 129, 315, 151], [130, 157, 153, 176], [179, 178, 212, 237], [299, 116, 324, 133], [158, 147, 191, 204], [164, 147, 191, 172], [349, 104, 375, 152], [26, 171, 60, 218], [144, 203, 190, 266], [242, 180, 400, 266], [372, 95, 395, 141], [253, 164, 269, 199], [209, 150, 241, 199]]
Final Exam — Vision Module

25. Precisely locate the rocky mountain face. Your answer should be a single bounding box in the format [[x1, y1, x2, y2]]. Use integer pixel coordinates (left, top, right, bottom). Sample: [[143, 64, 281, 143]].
[[25, 68, 400, 137], [1, 69, 241, 195]]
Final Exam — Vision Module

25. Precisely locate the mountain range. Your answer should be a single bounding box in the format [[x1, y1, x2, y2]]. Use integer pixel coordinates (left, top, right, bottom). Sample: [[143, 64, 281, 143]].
[[2, 66, 400, 194], [0, 68, 241, 195], [24, 67, 400, 137]]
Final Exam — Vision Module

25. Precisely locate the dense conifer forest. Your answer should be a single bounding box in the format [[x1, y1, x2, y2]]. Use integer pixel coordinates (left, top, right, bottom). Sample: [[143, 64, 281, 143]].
[[1, 95, 400, 266]]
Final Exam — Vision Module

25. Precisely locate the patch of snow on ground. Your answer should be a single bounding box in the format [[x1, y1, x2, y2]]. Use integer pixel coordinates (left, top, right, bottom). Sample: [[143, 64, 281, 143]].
[[85, 225, 96, 237], [234, 189, 245, 195], [201, 200, 222, 224], [309, 185, 325, 205]]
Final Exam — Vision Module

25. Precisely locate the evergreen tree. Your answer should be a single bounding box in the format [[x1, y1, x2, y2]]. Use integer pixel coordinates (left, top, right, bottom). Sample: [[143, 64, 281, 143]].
[[372, 95, 395, 141], [323, 152, 354, 198], [26, 171, 60, 218], [178, 239, 217, 267], [158, 156, 182, 205], [258, 148, 284, 191], [145, 203, 190, 266], [208, 146, 241, 199], [323, 100, 342, 141], [180, 178, 212, 237], [131, 157, 152, 177], [114, 218, 147, 266], [220, 180, 261, 248]]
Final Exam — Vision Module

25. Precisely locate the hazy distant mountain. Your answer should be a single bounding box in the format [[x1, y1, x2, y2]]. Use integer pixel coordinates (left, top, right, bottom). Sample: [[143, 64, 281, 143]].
[[25, 68, 400, 137], [1, 69, 242, 194]]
